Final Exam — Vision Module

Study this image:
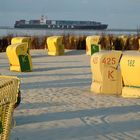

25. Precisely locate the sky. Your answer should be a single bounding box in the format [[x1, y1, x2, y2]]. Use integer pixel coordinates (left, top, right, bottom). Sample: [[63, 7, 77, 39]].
[[0, 0, 140, 29]]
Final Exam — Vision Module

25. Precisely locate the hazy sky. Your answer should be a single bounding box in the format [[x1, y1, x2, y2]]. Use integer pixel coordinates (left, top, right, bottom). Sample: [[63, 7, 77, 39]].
[[0, 0, 140, 29]]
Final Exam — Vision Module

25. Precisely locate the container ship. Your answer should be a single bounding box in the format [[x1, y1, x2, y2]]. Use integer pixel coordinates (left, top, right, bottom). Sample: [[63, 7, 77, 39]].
[[14, 16, 108, 30]]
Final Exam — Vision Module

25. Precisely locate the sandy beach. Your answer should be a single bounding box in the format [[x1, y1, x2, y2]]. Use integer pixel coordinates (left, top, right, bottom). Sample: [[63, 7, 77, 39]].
[[0, 49, 140, 140]]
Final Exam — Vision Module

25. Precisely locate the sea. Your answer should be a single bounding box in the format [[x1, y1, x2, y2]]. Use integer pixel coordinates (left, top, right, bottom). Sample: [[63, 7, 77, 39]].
[[0, 27, 139, 37]]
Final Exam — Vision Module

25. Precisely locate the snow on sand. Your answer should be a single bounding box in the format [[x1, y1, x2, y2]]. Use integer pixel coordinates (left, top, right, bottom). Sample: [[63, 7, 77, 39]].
[[0, 50, 140, 140]]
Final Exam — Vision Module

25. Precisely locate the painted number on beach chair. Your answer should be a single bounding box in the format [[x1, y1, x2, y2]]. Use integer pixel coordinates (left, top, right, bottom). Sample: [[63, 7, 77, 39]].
[[102, 57, 116, 65], [128, 60, 135, 67], [92, 57, 98, 64]]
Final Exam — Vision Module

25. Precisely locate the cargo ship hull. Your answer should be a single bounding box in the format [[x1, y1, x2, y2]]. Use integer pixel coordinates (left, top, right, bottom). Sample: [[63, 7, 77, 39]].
[[14, 24, 108, 30]]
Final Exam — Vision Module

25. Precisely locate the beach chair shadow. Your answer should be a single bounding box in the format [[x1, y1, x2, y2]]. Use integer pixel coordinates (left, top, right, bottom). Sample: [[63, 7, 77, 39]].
[[65, 50, 85, 56]]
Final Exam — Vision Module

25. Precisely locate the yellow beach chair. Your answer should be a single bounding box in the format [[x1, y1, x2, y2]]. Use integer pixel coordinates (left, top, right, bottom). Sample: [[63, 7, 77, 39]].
[[120, 51, 140, 98], [6, 43, 33, 72], [47, 36, 64, 56], [11, 37, 31, 54], [91, 50, 122, 95], [86, 35, 100, 55]]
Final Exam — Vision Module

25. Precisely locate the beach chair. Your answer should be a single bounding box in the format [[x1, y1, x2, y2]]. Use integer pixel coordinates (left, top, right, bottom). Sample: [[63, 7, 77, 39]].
[[91, 50, 122, 95], [11, 37, 31, 54], [47, 36, 64, 56], [86, 35, 100, 55], [6, 43, 33, 72], [0, 76, 20, 140], [120, 51, 140, 98]]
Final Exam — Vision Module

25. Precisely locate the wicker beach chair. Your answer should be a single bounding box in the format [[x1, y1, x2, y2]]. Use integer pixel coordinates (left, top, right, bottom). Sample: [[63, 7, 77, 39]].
[[0, 76, 20, 140]]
